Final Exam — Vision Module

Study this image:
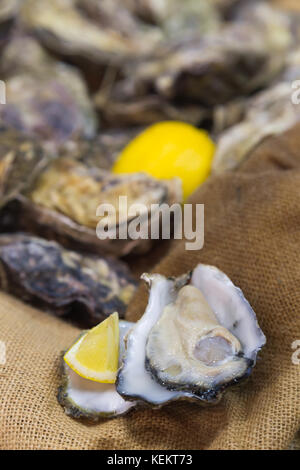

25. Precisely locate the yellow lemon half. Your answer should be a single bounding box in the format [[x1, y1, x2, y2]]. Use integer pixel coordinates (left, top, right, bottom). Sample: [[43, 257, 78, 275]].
[[113, 121, 215, 200], [64, 312, 119, 383]]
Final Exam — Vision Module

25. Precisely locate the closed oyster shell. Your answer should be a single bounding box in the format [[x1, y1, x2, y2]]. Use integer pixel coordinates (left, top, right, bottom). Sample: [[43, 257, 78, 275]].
[[213, 49, 300, 172], [21, 0, 163, 91], [0, 0, 19, 50], [128, 3, 291, 105], [0, 35, 97, 149], [58, 321, 137, 420], [0, 234, 137, 326], [16, 157, 182, 257], [0, 127, 50, 209]]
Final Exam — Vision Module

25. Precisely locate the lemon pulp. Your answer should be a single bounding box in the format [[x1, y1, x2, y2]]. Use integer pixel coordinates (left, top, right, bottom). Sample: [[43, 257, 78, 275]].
[[113, 121, 215, 200], [64, 312, 119, 383]]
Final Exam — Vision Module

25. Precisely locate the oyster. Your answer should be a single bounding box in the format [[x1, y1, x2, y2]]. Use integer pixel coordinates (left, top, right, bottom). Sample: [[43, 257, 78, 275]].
[[16, 157, 182, 257], [95, 2, 291, 126], [21, 0, 162, 84], [117, 265, 266, 405], [128, 3, 291, 105], [58, 128, 141, 171], [213, 49, 300, 172], [0, 127, 50, 209], [0, 234, 137, 326], [124, 0, 220, 38], [0, 35, 97, 149], [58, 320, 137, 420]]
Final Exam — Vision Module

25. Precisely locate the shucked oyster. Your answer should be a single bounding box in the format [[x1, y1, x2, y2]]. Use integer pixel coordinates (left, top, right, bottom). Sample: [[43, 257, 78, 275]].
[[117, 265, 266, 405], [17, 157, 182, 257], [0, 35, 97, 150], [58, 321, 137, 420], [0, 234, 137, 326]]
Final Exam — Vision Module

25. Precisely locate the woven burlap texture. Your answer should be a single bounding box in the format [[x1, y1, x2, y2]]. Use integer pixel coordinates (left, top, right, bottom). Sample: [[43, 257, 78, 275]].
[[1, 125, 300, 450]]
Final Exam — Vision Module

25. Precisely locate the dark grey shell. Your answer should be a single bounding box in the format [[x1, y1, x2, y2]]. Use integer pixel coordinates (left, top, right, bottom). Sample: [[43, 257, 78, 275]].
[[0, 127, 50, 210], [0, 233, 137, 326]]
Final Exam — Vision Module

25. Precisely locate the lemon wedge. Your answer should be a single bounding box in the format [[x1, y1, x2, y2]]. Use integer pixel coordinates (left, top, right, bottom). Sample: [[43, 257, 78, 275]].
[[113, 121, 215, 200], [64, 312, 120, 383]]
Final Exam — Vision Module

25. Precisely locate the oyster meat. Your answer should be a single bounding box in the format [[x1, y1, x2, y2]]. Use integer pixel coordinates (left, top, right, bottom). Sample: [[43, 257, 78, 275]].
[[58, 320, 137, 420], [117, 265, 266, 405], [0, 234, 137, 326], [0, 35, 97, 149]]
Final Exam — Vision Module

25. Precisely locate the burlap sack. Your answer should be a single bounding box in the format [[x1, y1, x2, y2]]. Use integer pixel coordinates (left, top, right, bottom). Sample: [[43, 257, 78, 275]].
[[0, 124, 300, 450]]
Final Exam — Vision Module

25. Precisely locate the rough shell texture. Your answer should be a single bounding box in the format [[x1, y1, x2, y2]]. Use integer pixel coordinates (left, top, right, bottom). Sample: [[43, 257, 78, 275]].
[[0, 234, 137, 326], [0, 127, 50, 209], [0, 35, 97, 149], [15, 157, 182, 257], [95, 3, 291, 126]]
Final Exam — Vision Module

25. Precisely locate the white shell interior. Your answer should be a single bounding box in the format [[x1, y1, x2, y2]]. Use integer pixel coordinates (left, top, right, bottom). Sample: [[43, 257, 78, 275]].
[[65, 321, 136, 416], [117, 275, 192, 405]]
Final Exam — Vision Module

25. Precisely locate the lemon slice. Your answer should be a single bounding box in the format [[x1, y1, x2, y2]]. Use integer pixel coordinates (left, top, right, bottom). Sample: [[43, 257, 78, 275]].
[[64, 312, 120, 383], [113, 121, 215, 200]]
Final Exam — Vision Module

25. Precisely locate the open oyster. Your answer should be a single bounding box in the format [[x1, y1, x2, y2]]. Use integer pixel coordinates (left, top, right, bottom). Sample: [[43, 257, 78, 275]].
[[117, 265, 266, 405], [16, 157, 182, 257], [58, 320, 137, 420], [0, 35, 97, 150], [0, 234, 137, 326]]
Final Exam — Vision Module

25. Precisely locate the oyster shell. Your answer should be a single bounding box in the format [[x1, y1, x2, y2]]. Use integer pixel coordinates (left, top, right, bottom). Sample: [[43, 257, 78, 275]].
[[213, 49, 300, 172], [95, 2, 291, 126], [16, 157, 182, 257], [0, 127, 50, 209], [0, 234, 137, 326], [58, 320, 137, 420], [21, 0, 162, 86], [117, 265, 266, 405], [0, 0, 19, 50], [0, 35, 97, 149]]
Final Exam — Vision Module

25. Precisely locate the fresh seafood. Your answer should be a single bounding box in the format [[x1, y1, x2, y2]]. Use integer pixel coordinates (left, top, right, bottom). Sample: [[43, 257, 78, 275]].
[[0, 234, 137, 326], [213, 49, 300, 172], [117, 265, 266, 405], [0, 35, 97, 149], [0, 0, 19, 50], [17, 157, 182, 257], [0, 127, 50, 209], [95, 2, 291, 126]]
